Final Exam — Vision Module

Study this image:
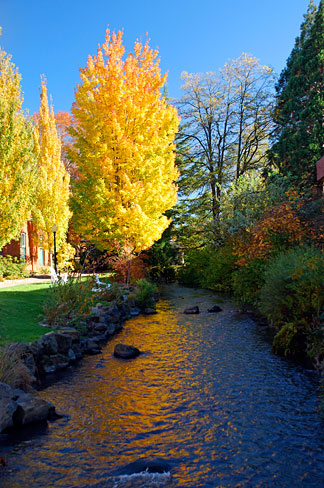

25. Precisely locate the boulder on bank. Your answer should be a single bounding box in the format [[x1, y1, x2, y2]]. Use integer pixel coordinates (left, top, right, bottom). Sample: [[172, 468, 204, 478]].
[[54, 332, 72, 354], [129, 307, 141, 317], [39, 354, 70, 374], [207, 305, 223, 313], [143, 308, 157, 315], [37, 332, 59, 355], [0, 383, 56, 432], [114, 344, 141, 359], [105, 323, 119, 336], [0, 383, 17, 432], [183, 306, 200, 314], [57, 327, 81, 343], [12, 390, 55, 426], [83, 339, 102, 355]]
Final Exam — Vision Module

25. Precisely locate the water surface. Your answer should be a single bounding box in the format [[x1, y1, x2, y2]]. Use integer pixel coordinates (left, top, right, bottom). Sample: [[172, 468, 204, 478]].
[[1, 285, 323, 487]]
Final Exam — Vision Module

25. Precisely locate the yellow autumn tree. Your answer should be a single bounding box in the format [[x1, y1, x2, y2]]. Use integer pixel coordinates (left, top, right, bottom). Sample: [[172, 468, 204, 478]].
[[69, 29, 180, 252], [0, 48, 38, 248], [32, 78, 71, 255]]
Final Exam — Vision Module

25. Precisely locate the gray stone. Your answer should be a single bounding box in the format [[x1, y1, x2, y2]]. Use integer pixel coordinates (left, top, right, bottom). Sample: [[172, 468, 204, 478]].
[[28, 341, 42, 358], [94, 323, 107, 332], [85, 340, 101, 355], [110, 313, 122, 324], [130, 307, 141, 316], [37, 332, 58, 355], [71, 344, 83, 359], [0, 383, 16, 432], [57, 327, 80, 343], [183, 306, 200, 314], [40, 354, 69, 374], [109, 305, 122, 323], [143, 308, 157, 315], [68, 348, 76, 361], [54, 333, 72, 354], [103, 313, 113, 324], [207, 305, 222, 313], [13, 392, 54, 426], [105, 323, 118, 336], [114, 344, 141, 359], [24, 354, 37, 377]]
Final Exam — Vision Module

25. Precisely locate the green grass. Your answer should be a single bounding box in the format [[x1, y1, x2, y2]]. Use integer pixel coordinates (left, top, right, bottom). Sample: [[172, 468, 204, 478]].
[[0, 273, 115, 346], [0, 283, 52, 345]]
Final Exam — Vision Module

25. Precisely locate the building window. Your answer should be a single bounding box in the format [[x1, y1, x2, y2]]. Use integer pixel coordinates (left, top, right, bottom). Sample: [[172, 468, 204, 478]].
[[39, 248, 45, 266], [20, 233, 26, 260], [39, 236, 45, 267]]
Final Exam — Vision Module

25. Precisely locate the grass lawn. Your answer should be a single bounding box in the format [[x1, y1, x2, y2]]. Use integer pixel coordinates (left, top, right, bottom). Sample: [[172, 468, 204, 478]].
[[0, 283, 52, 346], [0, 273, 115, 346]]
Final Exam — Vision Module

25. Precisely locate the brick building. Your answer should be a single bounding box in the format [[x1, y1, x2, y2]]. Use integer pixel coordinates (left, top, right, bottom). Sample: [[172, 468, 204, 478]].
[[1, 220, 51, 272]]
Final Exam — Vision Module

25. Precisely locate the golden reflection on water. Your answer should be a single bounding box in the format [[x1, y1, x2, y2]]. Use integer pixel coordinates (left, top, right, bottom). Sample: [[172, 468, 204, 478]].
[[35, 292, 237, 486]]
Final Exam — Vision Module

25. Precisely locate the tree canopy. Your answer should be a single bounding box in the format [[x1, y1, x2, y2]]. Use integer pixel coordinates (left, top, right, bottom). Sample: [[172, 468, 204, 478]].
[[69, 30, 179, 252], [270, 0, 324, 188], [0, 48, 38, 248], [175, 53, 274, 246], [32, 79, 71, 251]]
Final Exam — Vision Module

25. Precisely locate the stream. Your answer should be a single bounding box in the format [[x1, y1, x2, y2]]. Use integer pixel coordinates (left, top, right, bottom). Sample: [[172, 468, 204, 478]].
[[1, 284, 324, 487]]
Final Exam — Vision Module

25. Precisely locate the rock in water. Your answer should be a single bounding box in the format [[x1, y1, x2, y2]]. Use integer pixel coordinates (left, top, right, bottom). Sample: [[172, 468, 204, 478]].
[[183, 306, 200, 314], [143, 308, 157, 315], [111, 457, 172, 475], [114, 344, 141, 359], [207, 305, 222, 313]]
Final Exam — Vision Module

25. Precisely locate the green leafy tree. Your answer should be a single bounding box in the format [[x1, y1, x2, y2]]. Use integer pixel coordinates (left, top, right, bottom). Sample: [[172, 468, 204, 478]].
[[0, 47, 38, 249], [177, 53, 274, 234], [172, 128, 212, 249], [270, 0, 324, 188]]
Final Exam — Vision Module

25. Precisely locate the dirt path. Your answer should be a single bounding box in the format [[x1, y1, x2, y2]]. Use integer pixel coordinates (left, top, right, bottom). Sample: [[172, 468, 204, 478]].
[[0, 277, 51, 289]]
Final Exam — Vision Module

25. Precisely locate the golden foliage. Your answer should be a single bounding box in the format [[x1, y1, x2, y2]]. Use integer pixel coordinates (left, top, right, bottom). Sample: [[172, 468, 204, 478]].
[[0, 49, 38, 248], [32, 78, 71, 252], [70, 29, 180, 252]]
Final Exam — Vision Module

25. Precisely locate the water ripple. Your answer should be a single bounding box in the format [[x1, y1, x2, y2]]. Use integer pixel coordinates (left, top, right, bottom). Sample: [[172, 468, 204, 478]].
[[1, 284, 324, 488]]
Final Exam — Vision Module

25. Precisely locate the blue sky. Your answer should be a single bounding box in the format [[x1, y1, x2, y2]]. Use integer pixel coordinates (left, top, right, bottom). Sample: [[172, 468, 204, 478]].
[[1, 0, 317, 115]]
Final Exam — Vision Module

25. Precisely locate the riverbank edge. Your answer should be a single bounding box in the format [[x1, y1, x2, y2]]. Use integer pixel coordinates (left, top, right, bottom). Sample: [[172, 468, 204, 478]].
[[0, 294, 156, 434], [236, 303, 319, 370]]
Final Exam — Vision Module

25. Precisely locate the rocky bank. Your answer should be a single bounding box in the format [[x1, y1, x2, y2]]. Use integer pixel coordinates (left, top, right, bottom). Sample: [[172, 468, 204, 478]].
[[0, 298, 145, 434]]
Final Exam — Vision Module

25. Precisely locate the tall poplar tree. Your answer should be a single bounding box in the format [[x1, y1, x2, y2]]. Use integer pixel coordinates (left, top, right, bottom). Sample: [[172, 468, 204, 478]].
[[70, 30, 179, 252], [0, 47, 38, 248], [270, 0, 324, 188], [32, 79, 71, 253]]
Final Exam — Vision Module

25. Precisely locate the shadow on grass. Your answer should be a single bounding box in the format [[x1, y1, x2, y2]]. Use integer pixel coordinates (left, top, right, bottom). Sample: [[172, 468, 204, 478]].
[[0, 283, 52, 345]]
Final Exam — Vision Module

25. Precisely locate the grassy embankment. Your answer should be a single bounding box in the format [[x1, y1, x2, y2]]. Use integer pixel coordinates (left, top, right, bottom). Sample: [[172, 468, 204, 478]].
[[0, 273, 115, 346], [0, 283, 51, 345]]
